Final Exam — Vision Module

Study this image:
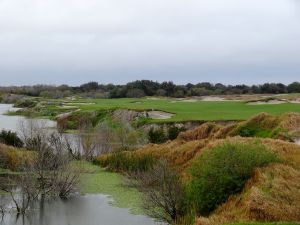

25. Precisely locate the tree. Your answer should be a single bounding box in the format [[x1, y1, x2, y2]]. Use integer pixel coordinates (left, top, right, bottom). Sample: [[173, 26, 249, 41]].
[[79, 81, 99, 92], [126, 88, 146, 98], [287, 82, 300, 93]]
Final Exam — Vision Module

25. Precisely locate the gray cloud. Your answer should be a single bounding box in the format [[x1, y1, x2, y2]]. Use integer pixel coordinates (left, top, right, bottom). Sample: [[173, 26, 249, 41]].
[[0, 0, 299, 85]]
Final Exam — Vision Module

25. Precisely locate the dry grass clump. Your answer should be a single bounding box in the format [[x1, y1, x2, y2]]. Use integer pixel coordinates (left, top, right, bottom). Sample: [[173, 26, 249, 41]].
[[98, 120, 300, 224], [178, 123, 223, 141], [99, 136, 300, 176], [0, 144, 34, 171], [134, 139, 209, 175], [172, 112, 300, 143], [213, 124, 237, 139], [227, 112, 300, 140], [196, 164, 300, 225], [248, 113, 280, 129], [279, 113, 300, 131], [259, 138, 300, 168]]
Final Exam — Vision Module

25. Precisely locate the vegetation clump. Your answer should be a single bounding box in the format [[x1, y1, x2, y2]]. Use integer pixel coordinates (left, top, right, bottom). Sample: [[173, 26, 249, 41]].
[[0, 130, 24, 148], [148, 127, 168, 144], [96, 151, 155, 173], [187, 142, 280, 216]]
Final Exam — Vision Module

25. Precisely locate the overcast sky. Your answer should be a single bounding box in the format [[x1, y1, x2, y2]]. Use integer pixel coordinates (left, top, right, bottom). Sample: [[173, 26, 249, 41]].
[[0, 0, 300, 85]]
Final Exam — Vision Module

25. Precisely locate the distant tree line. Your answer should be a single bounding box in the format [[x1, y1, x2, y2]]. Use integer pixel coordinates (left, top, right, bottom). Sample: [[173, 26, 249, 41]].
[[1, 80, 300, 99]]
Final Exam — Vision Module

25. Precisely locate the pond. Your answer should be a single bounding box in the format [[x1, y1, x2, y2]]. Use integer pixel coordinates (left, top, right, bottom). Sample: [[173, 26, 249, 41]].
[[0, 104, 158, 225], [0, 194, 157, 225], [0, 104, 56, 133]]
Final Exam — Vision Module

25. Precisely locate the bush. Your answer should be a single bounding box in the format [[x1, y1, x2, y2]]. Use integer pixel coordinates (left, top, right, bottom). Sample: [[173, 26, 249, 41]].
[[96, 151, 155, 172], [0, 145, 34, 171], [15, 99, 37, 108], [168, 126, 186, 140], [237, 124, 281, 138], [0, 130, 24, 148], [187, 142, 280, 216], [148, 128, 167, 144]]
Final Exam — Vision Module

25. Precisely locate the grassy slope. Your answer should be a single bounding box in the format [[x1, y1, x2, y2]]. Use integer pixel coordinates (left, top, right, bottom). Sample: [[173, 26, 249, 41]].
[[76, 161, 144, 214], [68, 98, 300, 122]]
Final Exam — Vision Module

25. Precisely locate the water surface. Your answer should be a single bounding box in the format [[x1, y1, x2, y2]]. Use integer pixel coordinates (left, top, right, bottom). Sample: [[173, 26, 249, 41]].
[[0, 104, 158, 225], [0, 194, 157, 225], [0, 104, 56, 133]]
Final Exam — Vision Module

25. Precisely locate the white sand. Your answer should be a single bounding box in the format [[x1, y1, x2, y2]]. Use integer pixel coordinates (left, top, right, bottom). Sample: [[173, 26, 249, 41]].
[[201, 96, 226, 101], [147, 111, 174, 119]]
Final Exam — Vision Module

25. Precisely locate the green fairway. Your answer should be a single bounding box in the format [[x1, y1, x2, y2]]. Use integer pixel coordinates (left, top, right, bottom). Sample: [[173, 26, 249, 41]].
[[66, 98, 300, 122]]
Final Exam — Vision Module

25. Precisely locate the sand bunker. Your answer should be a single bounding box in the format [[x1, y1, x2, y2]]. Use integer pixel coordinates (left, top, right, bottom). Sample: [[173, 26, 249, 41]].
[[147, 111, 174, 119], [59, 105, 78, 109], [181, 99, 198, 102], [289, 100, 300, 104], [146, 97, 159, 100], [201, 96, 226, 101], [65, 102, 96, 105], [247, 100, 286, 105], [171, 99, 198, 103], [56, 109, 81, 119]]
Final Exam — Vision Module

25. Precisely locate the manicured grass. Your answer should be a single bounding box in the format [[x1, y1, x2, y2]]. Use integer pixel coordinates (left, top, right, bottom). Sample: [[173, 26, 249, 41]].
[[76, 161, 144, 214], [65, 98, 300, 122]]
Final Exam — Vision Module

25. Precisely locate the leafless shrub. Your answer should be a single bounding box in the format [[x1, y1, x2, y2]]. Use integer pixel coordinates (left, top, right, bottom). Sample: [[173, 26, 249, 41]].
[[131, 159, 186, 224], [0, 120, 81, 214]]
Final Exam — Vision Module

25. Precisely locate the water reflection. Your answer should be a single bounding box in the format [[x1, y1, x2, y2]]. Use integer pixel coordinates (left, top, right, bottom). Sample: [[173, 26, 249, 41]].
[[0, 104, 56, 133], [0, 195, 157, 225]]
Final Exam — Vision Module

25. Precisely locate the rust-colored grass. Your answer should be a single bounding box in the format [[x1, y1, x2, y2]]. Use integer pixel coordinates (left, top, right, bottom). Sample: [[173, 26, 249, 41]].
[[196, 164, 300, 225], [98, 112, 300, 225]]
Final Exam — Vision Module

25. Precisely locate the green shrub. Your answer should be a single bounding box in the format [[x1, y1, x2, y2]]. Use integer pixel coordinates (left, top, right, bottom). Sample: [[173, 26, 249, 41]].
[[15, 99, 37, 108], [96, 152, 155, 172], [0, 130, 24, 148], [168, 126, 186, 140], [237, 124, 283, 138], [186, 142, 280, 216], [148, 127, 167, 144]]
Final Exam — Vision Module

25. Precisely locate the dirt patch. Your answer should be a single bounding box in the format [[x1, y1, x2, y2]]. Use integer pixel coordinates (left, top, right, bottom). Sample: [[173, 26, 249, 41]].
[[147, 111, 174, 119]]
